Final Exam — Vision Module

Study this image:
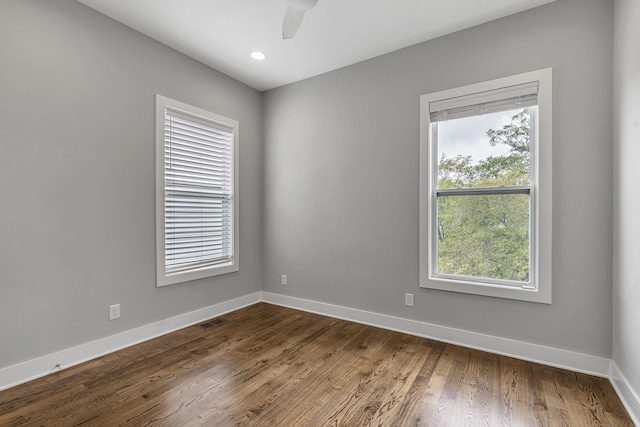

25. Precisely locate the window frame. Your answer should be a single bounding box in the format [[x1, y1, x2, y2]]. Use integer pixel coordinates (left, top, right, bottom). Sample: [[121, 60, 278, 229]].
[[419, 69, 552, 303], [155, 95, 239, 287]]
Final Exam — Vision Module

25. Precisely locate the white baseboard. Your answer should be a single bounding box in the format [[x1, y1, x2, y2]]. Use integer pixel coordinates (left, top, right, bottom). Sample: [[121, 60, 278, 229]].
[[611, 361, 640, 426], [261, 292, 612, 378], [0, 292, 261, 392], [2, 289, 633, 423]]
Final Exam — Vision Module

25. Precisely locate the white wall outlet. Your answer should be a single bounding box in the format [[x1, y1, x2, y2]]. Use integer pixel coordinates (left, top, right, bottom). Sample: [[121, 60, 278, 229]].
[[109, 304, 121, 320], [281, 274, 288, 286], [405, 293, 414, 307]]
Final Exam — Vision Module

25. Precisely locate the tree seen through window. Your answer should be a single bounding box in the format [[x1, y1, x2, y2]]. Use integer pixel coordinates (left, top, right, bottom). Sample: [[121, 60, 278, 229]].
[[435, 108, 532, 282]]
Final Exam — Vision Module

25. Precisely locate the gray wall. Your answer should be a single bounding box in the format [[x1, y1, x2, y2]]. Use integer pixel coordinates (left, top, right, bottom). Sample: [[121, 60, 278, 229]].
[[0, 0, 263, 368], [613, 0, 640, 403], [263, 0, 614, 357], [0, 0, 618, 372]]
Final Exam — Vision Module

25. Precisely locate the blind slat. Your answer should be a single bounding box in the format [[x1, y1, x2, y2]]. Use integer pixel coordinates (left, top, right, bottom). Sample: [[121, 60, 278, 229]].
[[164, 134, 232, 152]]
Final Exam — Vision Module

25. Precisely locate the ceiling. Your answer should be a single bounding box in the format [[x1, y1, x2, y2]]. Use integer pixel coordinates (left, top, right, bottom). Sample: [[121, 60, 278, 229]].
[[76, 0, 556, 92]]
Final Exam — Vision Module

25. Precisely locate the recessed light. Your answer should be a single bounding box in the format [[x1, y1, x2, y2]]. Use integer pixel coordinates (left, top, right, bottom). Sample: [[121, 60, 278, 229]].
[[250, 51, 266, 61]]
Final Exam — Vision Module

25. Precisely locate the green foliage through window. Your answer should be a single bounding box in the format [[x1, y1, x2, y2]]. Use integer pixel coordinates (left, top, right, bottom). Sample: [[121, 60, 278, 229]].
[[435, 109, 532, 282]]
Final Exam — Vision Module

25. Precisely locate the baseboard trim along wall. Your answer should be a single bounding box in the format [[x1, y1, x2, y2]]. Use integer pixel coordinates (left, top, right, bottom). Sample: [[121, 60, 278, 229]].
[[261, 292, 611, 377], [0, 292, 262, 392], [611, 361, 640, 426], [261, 292, 640, 424], [1, 291, 638, 424]]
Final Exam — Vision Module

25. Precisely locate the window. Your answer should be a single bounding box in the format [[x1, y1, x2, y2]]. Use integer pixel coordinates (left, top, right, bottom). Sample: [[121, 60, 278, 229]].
[[419, 69, 552, 303], [155, 95, 239, 287]]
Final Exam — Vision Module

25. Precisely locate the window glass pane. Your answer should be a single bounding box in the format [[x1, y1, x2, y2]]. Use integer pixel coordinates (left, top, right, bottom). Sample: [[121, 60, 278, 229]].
[[436, 108, 532, 189], [436, 193, 530, 282]]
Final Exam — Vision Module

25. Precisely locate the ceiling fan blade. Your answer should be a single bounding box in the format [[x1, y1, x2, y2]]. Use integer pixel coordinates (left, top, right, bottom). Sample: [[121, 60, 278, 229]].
[[287, 0, 318, 10], [282, 6, 305, 39]]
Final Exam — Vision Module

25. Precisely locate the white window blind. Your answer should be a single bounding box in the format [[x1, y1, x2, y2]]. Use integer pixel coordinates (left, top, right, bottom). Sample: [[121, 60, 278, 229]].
[[163, 108, 234, 275], [430, 81, 538, 122]]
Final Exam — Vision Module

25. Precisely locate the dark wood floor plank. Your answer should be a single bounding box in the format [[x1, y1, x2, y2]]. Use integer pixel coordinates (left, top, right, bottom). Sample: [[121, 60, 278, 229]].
[[331, 336, 426, 426], [184, 318, 349, 422], [113, 307, 316, 407], [247, 324, 391, 426], [302, 331, 417, 426], [204, 320, 372, 425], [0, 303, 634, 427]]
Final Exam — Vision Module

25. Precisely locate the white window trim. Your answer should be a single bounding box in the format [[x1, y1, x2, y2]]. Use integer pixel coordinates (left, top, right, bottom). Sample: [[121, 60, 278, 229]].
[[155, 95, 239, 287], [419, 68, 552, 304]]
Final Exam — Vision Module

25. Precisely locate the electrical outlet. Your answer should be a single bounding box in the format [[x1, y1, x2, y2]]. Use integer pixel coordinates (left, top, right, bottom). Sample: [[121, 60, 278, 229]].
[[109, 304, 120, 320], [405, 293, 414, 307], [281, 274, 288, 286]]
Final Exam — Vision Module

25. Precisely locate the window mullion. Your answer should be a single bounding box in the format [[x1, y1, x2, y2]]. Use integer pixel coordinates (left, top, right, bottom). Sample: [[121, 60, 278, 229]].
[[435, 185, 531, 197]]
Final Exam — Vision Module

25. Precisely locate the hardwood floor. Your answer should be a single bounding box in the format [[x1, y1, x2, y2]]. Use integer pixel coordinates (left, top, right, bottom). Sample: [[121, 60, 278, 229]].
[[0, 303, 633, 426]]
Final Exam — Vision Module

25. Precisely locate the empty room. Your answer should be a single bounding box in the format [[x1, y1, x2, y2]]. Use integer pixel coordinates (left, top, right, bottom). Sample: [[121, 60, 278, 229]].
[[1, 0, 638, 425]]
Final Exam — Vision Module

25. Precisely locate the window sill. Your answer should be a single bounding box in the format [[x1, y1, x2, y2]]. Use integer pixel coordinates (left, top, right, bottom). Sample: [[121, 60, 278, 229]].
[[420, 276, 551, 304], [157, 261, 238, 288]]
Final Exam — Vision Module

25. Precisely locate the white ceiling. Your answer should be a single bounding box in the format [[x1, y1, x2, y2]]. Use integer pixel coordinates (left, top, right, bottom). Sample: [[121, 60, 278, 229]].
[[76, 0, 556, 91]]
